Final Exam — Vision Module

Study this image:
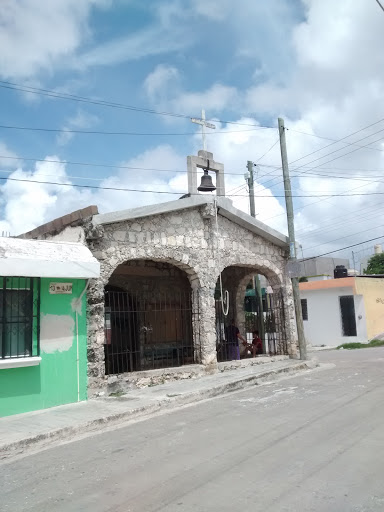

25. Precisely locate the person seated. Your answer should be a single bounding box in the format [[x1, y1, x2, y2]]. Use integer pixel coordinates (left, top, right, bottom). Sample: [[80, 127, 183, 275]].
[[242, 330, 263, 358], [251, 330, 263, 356]]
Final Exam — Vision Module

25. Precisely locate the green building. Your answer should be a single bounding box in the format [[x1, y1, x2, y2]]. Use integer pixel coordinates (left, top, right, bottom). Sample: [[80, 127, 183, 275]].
[[0, 237, 99, 417]]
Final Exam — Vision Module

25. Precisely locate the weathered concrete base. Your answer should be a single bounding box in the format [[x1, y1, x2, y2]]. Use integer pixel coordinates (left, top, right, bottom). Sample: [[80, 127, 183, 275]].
[[104, 365, 207, 394], [98, 357, 290, 396], [0, 358, 318, 461], [217, 355, 289, 372]]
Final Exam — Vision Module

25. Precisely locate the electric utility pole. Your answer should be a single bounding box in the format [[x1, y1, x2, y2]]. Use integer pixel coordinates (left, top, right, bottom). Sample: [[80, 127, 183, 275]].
[[246, 160, 256, 217], [246, 161, 266, 350], [278, 118, 307, 360]]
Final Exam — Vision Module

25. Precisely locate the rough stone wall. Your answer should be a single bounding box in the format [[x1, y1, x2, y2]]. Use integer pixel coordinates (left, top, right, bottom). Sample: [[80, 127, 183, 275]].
[[82, 205, 296, 391], [40, 204, 297, 392], [107, 260, 191, 295]]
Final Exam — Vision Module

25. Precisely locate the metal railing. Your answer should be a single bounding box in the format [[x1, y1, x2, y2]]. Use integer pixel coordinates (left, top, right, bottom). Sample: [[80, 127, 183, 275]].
[[104, 289, 199, 374], [216, 289, 288, 361]]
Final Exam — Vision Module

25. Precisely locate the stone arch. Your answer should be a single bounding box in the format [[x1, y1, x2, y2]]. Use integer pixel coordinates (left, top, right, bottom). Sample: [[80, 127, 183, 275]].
[[102, 249, 201, 290], [87, 251, 203, 392], [103, 256, 203, 376], [213, 261, 294, 361], [214, 257, 284, 291]]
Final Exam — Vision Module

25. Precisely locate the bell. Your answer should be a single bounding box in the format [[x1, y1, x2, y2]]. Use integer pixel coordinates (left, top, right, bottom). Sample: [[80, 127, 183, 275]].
[[198, 169, 216, 192]]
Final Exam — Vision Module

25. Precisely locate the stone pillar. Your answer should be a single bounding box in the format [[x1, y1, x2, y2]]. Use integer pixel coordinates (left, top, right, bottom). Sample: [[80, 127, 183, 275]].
[[86, 278, 106, 393], [196, 286, 218, 372], [235, 283, 247, 340], [275, 276, 298, 358], [214, 162, 225, 197], [187, 155, 198, 195]]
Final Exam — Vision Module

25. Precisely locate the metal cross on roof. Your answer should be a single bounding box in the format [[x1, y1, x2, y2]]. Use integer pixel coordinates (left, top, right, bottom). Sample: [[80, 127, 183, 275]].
[[191, 109, 216, 152]]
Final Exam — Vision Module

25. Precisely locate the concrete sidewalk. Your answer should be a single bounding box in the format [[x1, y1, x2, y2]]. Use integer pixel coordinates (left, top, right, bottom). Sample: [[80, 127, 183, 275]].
[[0, 358, 317, 460]]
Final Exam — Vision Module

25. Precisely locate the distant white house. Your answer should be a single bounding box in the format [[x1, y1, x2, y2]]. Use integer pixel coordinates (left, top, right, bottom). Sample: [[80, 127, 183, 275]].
[[299, 276, 384, 347]]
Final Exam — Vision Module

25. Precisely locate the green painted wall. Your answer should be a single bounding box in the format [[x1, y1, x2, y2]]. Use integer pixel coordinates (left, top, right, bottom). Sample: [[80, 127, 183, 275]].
[[0, 278, 88, 417]]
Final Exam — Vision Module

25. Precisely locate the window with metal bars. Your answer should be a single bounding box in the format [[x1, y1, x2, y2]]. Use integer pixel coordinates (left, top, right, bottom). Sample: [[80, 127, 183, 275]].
[[301, 299, 308, 321], [0, 277, 40, 359]]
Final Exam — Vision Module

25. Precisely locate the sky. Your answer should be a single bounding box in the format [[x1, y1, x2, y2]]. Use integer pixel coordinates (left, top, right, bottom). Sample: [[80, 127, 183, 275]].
[[1, 0, 384, 267]]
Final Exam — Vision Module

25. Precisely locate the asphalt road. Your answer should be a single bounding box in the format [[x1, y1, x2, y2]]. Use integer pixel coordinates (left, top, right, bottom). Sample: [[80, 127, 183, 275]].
[[2, 348, 384, 512]]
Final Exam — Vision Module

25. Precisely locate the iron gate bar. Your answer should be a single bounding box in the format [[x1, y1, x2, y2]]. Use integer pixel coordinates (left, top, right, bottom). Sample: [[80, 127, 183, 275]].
[[104, 289, 198, 375], [216, 288, 288, 362]]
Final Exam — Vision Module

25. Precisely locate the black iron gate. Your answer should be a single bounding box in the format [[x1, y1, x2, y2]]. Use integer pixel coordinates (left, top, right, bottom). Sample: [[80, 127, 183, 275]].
[[104, 289, 199, 374], [216, 289, 288, 361]]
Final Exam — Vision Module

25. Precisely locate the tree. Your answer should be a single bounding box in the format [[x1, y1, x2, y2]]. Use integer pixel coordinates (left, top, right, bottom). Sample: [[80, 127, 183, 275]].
[[299, 276, 308, 282], [365, 253, 384, 274]]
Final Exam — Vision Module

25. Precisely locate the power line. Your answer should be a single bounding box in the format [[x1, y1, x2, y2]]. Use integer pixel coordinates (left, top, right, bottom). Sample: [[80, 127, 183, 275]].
[[293, 172, 384, 183], [255, 138, 280, 163], [5, 154, 381, 185], [302, 235, 384, 262], [297, 201, 384, 238], [8, 152, 381, 183], [296, 197, 384, 233], [227, 183, 247, 195], [291, 128, 384, 173], [287, 117, 384, 166], [298, 165, 384, 173], [252, 124, 384, 197], [256, 170, 384, 185], [3, 80, 384, 168], [264, 176, 382, 222], [261, 128, 384, 199], [261, 128, 384, 221], [0, 154, 248, 176], [0, 124, 264, 137], [2, 153, 383, 181], [303, 223, 384, 252], [287, 126, 384, 157], [3, 174, 384, 198], [376, 0, 384, 12], [0, 80, 274, 129], [257, 162, 384, 174]]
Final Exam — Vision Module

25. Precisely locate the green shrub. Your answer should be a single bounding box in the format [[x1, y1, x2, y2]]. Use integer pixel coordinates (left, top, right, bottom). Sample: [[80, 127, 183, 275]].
[[336, 340, 384, 350]]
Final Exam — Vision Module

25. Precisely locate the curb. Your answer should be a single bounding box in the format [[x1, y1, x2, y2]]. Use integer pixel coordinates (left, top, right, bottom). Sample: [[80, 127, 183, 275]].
[[0, 360, 316, 460]]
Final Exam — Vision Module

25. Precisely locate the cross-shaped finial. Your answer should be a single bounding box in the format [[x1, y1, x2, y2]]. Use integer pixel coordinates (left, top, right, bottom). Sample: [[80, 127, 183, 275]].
[[191, 109, 216, 151]]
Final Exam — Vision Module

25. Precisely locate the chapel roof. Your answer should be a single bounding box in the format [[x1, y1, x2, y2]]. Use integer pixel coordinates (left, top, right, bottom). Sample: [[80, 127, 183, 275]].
[[93, 196, 289, 248]]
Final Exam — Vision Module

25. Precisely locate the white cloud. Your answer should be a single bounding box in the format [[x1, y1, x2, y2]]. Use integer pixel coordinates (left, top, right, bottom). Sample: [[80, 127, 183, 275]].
[[144, 65, 180, 102], [0, 142, 20, 169], [0, 146, 186, 235], [173, 84, 239, 117], [74, 11, 193, 69], [0, 157, 93, 235], [95, 145, 187, 213], [0, 0, 108, 79], [57, 110, 100, 146], [143, 64, 239, 118]]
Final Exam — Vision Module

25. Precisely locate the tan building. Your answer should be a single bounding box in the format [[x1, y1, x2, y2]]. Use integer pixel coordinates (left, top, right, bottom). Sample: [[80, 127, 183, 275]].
[[354, 276, 384, 340]]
